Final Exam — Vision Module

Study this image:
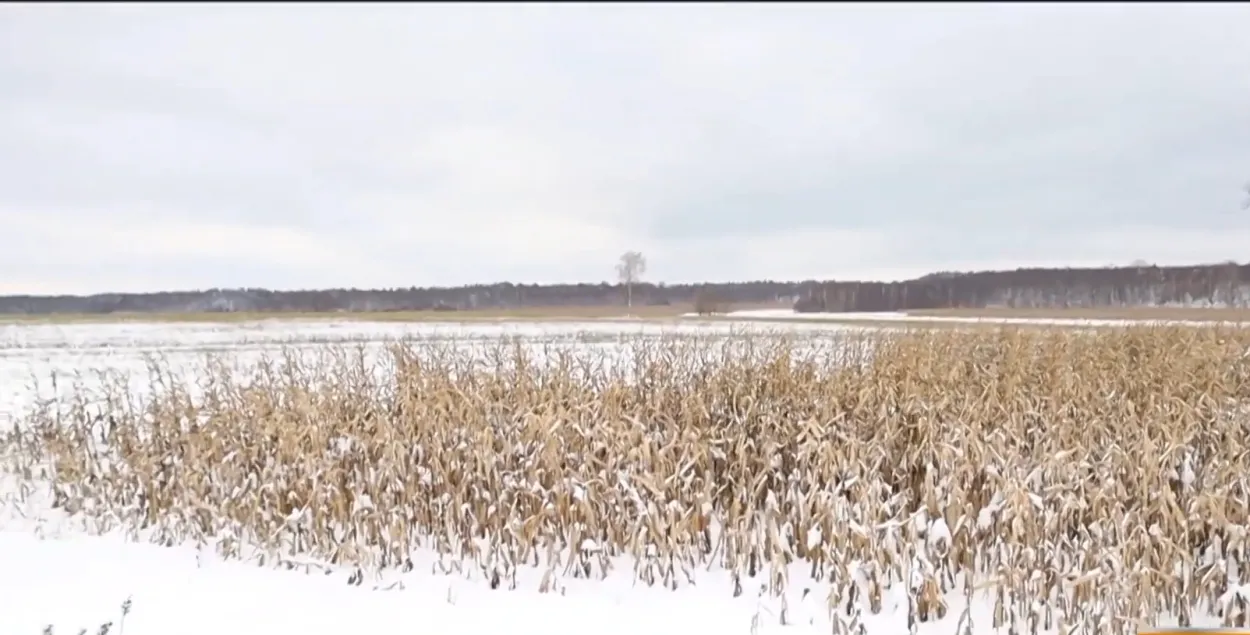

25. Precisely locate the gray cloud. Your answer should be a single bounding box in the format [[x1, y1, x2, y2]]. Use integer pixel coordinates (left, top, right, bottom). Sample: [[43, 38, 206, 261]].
[[1, 3, 1248, 294]]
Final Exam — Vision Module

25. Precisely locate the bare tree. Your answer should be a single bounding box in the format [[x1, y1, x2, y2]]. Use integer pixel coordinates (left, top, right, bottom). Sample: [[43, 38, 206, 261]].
[[616, 251, 647, 308]]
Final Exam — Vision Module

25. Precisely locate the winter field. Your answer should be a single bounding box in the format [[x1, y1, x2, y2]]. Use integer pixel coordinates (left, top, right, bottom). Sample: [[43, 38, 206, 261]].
[[1, 316, 1249, 635]]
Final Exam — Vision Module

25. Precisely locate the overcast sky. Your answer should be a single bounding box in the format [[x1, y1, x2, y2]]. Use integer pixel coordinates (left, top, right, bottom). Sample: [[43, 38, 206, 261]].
[[2, 3, 1248, 294]]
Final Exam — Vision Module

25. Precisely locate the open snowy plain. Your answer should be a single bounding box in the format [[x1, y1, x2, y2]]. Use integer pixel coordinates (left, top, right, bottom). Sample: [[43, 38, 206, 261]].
[[0, 316, 1240, 635]]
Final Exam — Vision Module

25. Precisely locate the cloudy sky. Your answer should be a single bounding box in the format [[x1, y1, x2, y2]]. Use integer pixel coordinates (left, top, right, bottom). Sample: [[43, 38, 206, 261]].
[[1, 3, 1248, 294]]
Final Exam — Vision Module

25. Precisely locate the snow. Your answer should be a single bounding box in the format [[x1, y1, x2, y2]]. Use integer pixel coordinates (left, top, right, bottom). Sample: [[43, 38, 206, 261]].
[[0, 318, 880, 431], [0, 317, 870, 351], [0, 526, 825, 635], [715, 308, 1249, 328], [0, 501, 1039, 635], [0, 318, 1225, 634]]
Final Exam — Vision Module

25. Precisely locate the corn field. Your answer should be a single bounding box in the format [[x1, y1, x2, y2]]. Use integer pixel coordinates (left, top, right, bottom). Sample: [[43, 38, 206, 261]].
[[3, 325, 1250, 635]]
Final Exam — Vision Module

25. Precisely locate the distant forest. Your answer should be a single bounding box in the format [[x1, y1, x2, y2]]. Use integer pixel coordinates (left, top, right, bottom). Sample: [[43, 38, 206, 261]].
[[0, 261, 1246, 315]]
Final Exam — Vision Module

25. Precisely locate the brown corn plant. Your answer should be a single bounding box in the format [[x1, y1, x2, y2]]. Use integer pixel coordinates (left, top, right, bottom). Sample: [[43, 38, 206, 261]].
[[4, 325, 1250, 635]]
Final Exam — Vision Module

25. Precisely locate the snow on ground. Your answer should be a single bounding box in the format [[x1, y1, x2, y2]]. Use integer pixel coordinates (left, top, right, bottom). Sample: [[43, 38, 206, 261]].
[[0, 318, 1218, 634], [2, 468, 1055, 635], [0, 532, 1005, 635], [0, 318, 882, 431], [718, 308, 1247, 327], [0, 318, 854, 635], [0, 520, 824, 635], [0, 317, 871, 352]]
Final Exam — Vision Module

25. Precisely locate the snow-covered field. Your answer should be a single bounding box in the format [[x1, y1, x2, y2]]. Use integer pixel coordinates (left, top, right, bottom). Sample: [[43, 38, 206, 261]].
[[0, 318, 857, 635], [0, 318, 878, 430], [0, 318, 1221, 634], [719, 308, 1247, 327]]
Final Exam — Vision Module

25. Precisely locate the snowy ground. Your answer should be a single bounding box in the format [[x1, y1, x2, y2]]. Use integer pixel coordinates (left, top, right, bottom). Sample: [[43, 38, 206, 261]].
[[717, 308, 1248, 327], [0, 318, 881, 430], [0, 318, 1215, 634], [2, 475, 1015, 635]]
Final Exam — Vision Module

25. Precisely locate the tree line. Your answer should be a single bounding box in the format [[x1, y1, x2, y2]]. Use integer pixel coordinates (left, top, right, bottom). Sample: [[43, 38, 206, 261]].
[[0, 261, 1244, 316], [794, 261, 1249, 312], [0, 281, 805, 315]]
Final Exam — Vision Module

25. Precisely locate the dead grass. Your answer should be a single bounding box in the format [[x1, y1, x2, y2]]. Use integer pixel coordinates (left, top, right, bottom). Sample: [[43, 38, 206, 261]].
[[5, 325, 1250, 633], [908, 306, 1250, 322], [695, 313, 1106, 331], [0, 302, 788, 325]]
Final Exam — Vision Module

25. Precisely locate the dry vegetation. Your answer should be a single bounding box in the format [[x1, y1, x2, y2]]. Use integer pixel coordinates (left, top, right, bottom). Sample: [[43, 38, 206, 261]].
[[4, 326, 1250, 634], [908, 306, 1250, 322], [0, 302, 784, 325]]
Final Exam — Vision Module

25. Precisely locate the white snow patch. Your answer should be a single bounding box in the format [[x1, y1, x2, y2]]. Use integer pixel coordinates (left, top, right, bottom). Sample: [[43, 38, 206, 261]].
[[712, 308, 1248, 328]]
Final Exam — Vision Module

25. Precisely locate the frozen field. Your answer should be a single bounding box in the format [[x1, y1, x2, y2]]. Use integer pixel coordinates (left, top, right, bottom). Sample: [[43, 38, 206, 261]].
[[0, 318, 872, 635], [0, 474, 1029, 635], [0, 318, 1226, 634], [0, 318, 879, 430], [722, 308, 1250, 327]]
